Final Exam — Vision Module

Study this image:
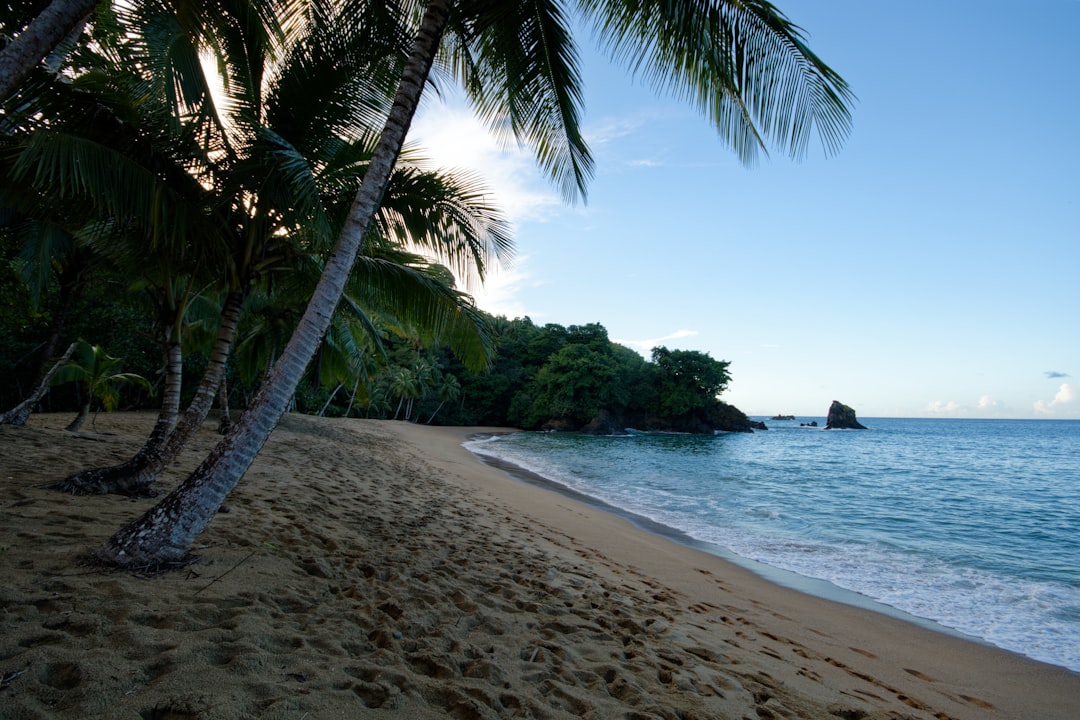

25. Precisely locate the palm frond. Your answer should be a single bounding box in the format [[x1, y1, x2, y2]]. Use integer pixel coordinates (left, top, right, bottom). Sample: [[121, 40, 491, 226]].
[[9, 131, 221, 263], [7, 217, 77, 307], [375, 161, 513, 285], [579, 0, 853, 163], [450, 0, 593, 202], [263, 0, 410, 154], [344, 253, 494, 371], [244, 127, 336, 248]]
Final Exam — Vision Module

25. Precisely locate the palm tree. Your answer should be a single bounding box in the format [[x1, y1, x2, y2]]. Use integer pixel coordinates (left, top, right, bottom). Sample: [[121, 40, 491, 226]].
[[97, 0, 854, 567], [53, 340, 152, 431], [3, 36, 233, 493], [10, 0, 503, 496], [389, 366, 419, 420], [0, 0, 100, 102], [426, 371, 461, 424]]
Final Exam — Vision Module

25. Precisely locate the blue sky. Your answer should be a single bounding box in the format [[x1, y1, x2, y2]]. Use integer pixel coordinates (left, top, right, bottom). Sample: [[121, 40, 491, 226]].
[[410, 1, 1079, 420]]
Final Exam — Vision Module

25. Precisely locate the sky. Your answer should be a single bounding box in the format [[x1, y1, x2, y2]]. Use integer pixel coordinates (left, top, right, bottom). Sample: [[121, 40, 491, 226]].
[[409, 0, 1079, 420]]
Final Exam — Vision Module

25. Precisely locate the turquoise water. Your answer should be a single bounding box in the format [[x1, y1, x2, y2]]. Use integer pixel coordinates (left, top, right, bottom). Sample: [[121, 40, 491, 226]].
[[465, 418, 1080, 672]]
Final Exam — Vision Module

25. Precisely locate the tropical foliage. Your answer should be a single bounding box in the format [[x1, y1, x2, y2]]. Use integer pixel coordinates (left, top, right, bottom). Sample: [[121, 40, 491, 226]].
[[2, 0, 507, 497], [0, 281, 744, 432], [360, 317, 744, 433], [52, 339, 153, 431], [2, 0, 852, 565]]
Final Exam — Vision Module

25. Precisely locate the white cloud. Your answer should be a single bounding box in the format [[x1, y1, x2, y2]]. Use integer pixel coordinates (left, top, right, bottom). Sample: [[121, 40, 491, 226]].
[[927, 400, 964, 416], [584, 116, 645, 147], [409, 98, 562, 226], [465, 257, 544, 320], [977, 395, 998, 410], [409, 97, 570, 319], [613, 329, 699, 355], [1034, 383, 1076, 415]]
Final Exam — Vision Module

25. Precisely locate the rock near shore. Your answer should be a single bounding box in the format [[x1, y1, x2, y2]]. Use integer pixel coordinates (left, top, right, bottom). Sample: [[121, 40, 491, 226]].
[[824, 400, 867, 430]]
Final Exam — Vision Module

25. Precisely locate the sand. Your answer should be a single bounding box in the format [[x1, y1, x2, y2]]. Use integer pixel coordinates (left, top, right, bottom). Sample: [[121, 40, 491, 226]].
[[0, 412, 1077, 720]]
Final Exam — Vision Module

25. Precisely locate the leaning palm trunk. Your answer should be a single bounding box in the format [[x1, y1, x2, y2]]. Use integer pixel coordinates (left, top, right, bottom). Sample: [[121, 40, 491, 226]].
[[0, 342, 76, 425], [95, 0, 453, 567], [318, 384, 343, 417], [2, 270, 84, 426], [343, 376, 360, 418], [217, 376, 231, 433], [58, 336, 181, 468], [54, 292, 243, 496], [0, 0, 99, 101], [65, 398, 92, 432]]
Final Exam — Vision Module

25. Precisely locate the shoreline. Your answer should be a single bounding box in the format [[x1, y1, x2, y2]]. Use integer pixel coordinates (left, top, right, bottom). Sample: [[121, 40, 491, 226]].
[[388, 421, 1080, 719], [465, 442, 984, 646], [1, 412, 1077, 719]]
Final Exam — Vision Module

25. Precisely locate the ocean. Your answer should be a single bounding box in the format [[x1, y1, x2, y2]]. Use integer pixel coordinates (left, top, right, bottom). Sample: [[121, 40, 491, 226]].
[[464, 417, 1080, 673]]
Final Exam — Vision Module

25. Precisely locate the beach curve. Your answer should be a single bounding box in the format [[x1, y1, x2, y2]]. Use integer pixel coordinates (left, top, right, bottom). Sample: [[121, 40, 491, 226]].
[[0, 412, 1076, 719]]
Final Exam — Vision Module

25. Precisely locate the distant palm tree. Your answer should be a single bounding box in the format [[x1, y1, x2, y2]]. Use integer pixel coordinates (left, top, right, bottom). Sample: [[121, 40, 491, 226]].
[[389, 366, 420, 420], [53, 340, 152, 431], [427, 372, 461, 424], [98, 0, 854, 567]]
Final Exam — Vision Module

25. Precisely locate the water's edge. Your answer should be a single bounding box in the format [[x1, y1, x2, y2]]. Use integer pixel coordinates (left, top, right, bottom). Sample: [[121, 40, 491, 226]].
[[467, 445, 982, 645]]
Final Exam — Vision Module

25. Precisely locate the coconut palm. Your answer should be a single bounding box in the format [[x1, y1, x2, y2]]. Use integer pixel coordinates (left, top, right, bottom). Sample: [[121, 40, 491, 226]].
[[3, 40, 234, 493], [426, 371, 461, 424], [0, 0, 100, 102], [97, 0, 854, 567], [388, 366, 420, 420], [12, 0, 505, 496], [53, 340, 152, 431]]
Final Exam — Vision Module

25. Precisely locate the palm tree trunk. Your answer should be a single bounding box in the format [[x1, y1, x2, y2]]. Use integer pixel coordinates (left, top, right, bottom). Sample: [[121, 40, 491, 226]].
[[53, 338, 182, 492], [344, 376, 360, 418], [157, 290, 242, 444], [95, 0, 454, 567], [318, 384, 343, 416], [0, 0, 99, 101], [217, 376, 231, 434], [54, 292, 243, 495], [1, 342, 76, 425], [66, 399, 90, 432]]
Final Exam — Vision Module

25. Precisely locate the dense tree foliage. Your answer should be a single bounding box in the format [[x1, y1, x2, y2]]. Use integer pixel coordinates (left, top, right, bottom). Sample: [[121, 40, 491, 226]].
[[0, 263, 751, 432], [4, 0, 847, 563]]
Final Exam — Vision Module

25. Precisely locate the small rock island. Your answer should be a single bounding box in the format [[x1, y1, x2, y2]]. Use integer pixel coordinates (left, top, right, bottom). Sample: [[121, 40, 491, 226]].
[[824, 400, 867, 430]]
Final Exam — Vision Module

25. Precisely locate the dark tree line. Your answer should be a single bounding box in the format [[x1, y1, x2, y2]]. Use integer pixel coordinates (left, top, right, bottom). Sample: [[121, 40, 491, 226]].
[[0, 263, 754, 433], [405, 318, 756, 433]]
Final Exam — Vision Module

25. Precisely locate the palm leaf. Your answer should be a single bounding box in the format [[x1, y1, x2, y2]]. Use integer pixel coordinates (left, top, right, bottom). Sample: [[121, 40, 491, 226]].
[[375, 160, 513, 284], [8, 131, 223, 264], [579, 0, 853, 163], [449, 0, 593, 202], [343, 253, 495, 371]]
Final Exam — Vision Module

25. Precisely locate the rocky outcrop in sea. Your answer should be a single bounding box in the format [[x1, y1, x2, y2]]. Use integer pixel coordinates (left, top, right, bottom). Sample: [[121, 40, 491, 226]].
[[825, 400, 867, 429]]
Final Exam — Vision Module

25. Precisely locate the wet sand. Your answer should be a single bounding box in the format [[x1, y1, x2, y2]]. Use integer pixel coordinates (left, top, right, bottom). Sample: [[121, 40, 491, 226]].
[[1, 412, 1077, 719]]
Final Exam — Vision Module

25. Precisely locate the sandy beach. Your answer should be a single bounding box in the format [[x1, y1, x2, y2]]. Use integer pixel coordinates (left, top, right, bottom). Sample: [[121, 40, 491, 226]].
[[1, 412, 1077, 719]]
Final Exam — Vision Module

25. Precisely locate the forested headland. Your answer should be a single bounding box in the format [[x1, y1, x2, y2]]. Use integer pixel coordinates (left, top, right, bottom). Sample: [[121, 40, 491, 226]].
[[0, 258, 756, 434]]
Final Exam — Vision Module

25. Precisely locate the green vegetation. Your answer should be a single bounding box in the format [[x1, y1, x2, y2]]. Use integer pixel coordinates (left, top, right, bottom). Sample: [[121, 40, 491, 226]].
[[52, 340, 153, 431], [3, 0, 849, 564], [0, 275, 751, 432]]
